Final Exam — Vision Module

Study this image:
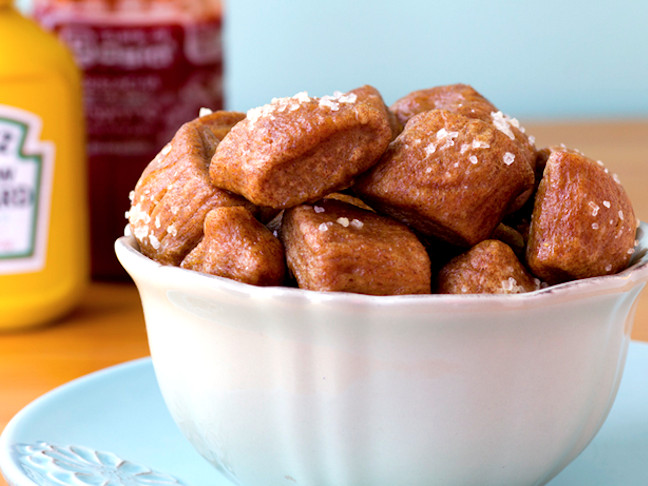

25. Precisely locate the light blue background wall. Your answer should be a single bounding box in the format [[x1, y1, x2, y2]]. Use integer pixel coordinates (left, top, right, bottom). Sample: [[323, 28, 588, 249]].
[[224, 0, 648, 119], [17, 0, 648, 119]]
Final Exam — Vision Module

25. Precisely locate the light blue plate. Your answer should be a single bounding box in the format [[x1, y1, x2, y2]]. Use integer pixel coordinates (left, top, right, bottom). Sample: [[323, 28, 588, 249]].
[[2, 342, 648, 485]]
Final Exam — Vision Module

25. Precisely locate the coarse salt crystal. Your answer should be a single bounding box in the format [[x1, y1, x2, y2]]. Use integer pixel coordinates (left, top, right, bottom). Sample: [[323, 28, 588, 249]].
[[436, 128, 449, 139], [199, 107, 213, 117], [149, 234, 161, 249], [435, 129, 459, 150], [337, 217, 350, 227], [503, 152, 515, 165], [336, 92, 357, 104], [318, 223, 329, 232], [313, 205, 325, 213], [293, 91, 311, 103], [155, 216, 161, 229], [424, 143, 437, 156], [613, 173, 621, 184], [161, 144, 172, 156], [246, 105, 272, 124], [491, 111, 516, 140], [247, 91, 311, 124], [469, 155, 479, 164], [501, 277, 524, 293], [128, 203, 151, 224], [592, 222, 599, 230], [619, 210, 624, 221], [472, 140, 490, 149], [133, 225, 149, 240], [166, 224, 178, 237], [602, 200, 611, 208], [319, 97, 340, 111], [588, 201, 600, 216], [350, 219, 364, 229], [605, 264, 613, 272], [533, 278, 546, 290]]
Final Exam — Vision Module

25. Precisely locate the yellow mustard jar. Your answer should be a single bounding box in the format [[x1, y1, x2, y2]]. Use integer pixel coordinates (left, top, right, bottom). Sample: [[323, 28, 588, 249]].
[[0, 0, 88, 330]]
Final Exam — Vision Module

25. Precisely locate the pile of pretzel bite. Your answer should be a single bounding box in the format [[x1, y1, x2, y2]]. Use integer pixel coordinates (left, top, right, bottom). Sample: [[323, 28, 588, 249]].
[[127, 84, 638, 295]]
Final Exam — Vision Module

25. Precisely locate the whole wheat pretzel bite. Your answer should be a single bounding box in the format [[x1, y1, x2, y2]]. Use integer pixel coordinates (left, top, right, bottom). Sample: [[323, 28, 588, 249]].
[[128, 110, 257, 266], [180, 206, 285, 286], [438, 239, 539, 294], [391, 83, 499, 126], [354, 109, 536, 247], [281, 198, 431, 295], [209, 86, 392, 209], [526, 148, 638, 284], [392, 84, 537, 169]]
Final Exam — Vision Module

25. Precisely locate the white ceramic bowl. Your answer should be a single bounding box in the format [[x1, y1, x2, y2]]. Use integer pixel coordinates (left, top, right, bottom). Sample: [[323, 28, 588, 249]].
[[116, 222, 648, 486]]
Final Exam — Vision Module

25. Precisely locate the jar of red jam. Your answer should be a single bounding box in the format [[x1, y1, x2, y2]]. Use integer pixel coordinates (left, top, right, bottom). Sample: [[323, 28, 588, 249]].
[[34, 0, 224, 279]]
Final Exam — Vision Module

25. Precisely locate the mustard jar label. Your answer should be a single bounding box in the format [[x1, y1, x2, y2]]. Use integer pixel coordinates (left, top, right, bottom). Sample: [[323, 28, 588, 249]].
[[0, 105, 54, 274]]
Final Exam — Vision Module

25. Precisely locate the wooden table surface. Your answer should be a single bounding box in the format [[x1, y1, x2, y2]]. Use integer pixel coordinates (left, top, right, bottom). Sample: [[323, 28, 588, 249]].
[[1, 119, 647, 485]]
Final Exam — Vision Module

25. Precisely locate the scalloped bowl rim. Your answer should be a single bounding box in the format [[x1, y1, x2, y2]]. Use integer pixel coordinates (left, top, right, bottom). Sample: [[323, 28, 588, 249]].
[[115, 221, 648, 309]]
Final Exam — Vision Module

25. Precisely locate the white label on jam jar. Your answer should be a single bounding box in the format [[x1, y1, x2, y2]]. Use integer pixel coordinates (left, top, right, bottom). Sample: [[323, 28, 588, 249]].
[[0, 105, 54, 274]]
